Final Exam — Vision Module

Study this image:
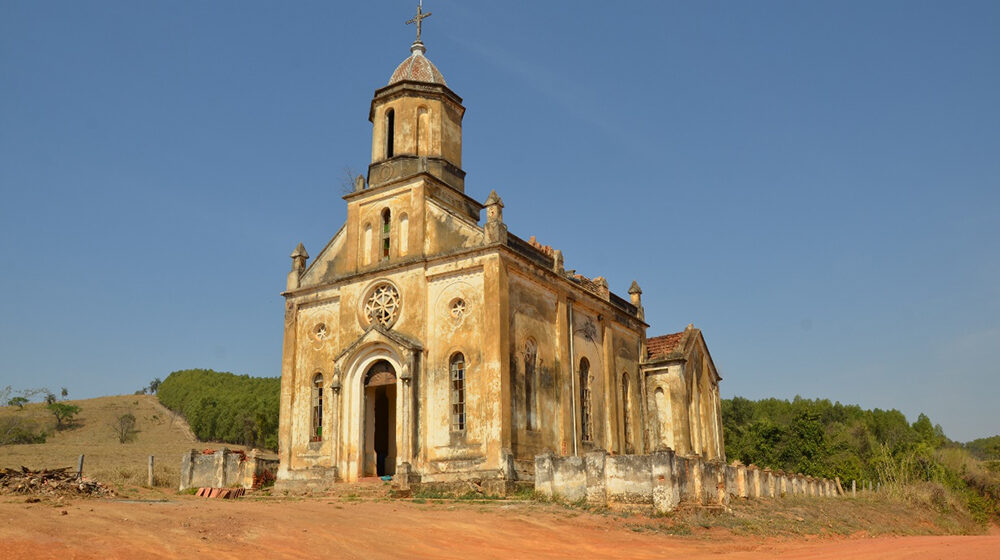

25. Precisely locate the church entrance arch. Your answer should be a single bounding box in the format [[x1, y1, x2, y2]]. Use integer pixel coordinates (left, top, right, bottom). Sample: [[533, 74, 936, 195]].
[[364, 360, 397, 477]]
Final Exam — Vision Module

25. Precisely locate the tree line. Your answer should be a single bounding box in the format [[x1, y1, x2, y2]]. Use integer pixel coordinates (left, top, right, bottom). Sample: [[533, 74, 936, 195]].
[[722, 396, 999, 523], [156, 369, 280, 451]]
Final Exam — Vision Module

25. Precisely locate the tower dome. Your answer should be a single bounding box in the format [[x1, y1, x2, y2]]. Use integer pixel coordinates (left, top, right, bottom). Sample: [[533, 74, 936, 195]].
[[388, 42, 447, 86]]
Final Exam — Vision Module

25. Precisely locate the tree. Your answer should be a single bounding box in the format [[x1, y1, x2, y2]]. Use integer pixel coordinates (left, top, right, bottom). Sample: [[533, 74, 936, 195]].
[[7, 396, 29, 410], [148, 377, 162, 394], [0, 416, 47, 445], [47, 402, 80, 428], [112, 412, 137, 443], [60, 387, 68, 399], [44, 392, 57, 405]]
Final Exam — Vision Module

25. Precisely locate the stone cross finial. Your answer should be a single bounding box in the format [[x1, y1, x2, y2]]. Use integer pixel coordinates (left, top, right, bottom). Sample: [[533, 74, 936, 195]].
[[406, 1, 432, 43]]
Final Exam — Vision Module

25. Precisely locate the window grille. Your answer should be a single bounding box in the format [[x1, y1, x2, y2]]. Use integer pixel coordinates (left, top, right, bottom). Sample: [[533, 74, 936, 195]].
[[450, 353, 466, 432]]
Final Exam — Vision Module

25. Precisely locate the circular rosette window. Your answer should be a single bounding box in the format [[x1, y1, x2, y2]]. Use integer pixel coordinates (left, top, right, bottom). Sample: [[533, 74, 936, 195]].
[[363, 282, 401, 328]]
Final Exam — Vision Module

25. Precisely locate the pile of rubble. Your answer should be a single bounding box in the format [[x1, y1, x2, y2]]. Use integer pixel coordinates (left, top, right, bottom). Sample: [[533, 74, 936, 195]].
[[0, 466, 116, 497]]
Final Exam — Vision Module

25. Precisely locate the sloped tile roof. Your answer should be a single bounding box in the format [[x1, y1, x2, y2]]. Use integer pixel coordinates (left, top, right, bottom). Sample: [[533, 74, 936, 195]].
[[646, 331, 685, 359]]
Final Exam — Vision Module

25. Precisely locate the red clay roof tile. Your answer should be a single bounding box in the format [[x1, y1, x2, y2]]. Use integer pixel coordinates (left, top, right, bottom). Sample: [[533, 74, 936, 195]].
[[646, 331, 685, 359]]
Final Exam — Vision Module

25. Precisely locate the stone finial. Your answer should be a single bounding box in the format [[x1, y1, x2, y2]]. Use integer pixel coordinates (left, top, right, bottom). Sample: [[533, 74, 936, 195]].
[[483, 189, 507, 245], [354, 174, 366, 192], [287, 243, 308, 291], [485, 189, 504, 210], [686, 323, 694, 331], [553, 249, 564, 274], [628, 280, 644, 319], [290, 243, 308, 271]]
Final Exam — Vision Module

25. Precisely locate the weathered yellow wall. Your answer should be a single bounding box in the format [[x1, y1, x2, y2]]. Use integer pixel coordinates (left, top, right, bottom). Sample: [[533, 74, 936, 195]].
[[371, 95, 462, 168]]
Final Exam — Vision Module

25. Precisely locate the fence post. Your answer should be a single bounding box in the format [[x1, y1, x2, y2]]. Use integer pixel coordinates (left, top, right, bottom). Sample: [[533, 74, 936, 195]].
[[77, 454, 85, 480], [147, 455, 155, 487]]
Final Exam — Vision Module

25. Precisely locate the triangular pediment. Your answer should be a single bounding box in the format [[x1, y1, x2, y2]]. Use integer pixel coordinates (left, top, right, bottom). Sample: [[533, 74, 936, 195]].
[[333, 323, 423, 366], [298, 225, 347, 289]]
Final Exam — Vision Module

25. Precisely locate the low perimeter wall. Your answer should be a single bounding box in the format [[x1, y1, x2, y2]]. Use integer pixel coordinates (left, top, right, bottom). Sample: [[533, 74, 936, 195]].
[[535, 449, 840, 513], [179, 448, 279, 491]]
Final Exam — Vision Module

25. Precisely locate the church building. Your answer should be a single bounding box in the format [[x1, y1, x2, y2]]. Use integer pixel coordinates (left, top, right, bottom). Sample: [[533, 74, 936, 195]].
[[276, 8, 725, 491]]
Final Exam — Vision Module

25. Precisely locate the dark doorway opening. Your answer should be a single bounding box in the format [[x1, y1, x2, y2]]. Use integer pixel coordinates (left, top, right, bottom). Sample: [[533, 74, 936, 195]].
[[364, 360, 396, 477]]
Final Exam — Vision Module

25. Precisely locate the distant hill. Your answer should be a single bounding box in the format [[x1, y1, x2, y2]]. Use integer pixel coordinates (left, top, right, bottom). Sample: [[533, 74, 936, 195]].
[[0, 394, 250, 487], [156, 369, 280, 451]]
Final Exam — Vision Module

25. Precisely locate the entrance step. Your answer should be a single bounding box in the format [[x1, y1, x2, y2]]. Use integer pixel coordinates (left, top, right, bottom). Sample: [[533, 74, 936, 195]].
[[273, 478, 395, 499]]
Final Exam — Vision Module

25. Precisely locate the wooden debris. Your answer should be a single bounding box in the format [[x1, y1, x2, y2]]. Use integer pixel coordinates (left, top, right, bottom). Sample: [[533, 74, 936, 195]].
[[0, 466, 116, 497]]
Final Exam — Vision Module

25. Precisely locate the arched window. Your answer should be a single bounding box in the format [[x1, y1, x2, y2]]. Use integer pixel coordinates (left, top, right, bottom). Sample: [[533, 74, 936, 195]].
[[450, 353, 466, 432], [622, 372, 633, 454], [524, 338, 537, 430], [381, 208, 391, 260], [363, 223, 373, 265], [655, 386, 672, 449], [579, 357, 592, 442], [311, 373, 324, 442], [398, 213, 409, 256], [416, 106, 429, 155], [385, 109, 395, 158]]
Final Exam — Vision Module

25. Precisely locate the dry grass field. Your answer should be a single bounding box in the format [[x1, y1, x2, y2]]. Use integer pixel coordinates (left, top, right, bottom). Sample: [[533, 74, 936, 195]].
[[0, 394, 250, 489]]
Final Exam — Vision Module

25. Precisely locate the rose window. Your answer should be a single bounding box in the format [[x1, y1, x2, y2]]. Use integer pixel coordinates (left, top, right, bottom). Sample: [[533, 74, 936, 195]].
[[364, 283, 401, 327], [313, 323, 328, 340], [450, 298, 466, 320]]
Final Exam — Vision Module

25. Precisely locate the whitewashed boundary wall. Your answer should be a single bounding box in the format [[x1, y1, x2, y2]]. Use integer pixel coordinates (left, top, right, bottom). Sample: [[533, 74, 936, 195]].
[[179, 448, 279, 491], [535, 449, 841, 513]]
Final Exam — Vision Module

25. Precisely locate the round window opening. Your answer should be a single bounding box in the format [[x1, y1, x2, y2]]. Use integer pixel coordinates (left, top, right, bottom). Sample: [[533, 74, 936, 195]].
[[364, 283, 401, 328], [313, 323, 328, 340], [449, 298, 466, 320]]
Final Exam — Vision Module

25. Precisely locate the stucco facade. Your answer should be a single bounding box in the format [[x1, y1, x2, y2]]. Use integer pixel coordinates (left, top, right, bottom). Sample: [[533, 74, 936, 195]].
[[276, 37, 725, 491]]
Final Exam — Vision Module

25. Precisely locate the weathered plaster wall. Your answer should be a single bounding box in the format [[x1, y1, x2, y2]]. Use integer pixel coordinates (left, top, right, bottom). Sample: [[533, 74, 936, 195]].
[[419, 260, 496, 480], [179, 449, 278, 491], [370, 94, 462, 168], [536, 450, 841, 513], [507, 271, 562, 464], [644, 364, 693, 455]]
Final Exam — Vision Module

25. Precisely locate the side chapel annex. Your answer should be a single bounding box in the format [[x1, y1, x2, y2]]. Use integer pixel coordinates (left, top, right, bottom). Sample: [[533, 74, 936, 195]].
[[276, 5, 725, 491]]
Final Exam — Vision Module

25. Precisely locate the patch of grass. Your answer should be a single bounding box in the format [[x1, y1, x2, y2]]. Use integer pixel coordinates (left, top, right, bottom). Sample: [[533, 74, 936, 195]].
[[647, 492, 982, 538], [0, 395, 260, 490]]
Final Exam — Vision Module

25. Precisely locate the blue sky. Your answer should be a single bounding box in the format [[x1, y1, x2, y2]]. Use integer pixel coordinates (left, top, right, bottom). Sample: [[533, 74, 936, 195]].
[[1, 1, 997, 441]]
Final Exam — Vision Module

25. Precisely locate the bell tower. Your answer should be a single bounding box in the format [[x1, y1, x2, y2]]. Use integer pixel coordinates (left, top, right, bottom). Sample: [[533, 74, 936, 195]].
[[367, 3, 466, 192]]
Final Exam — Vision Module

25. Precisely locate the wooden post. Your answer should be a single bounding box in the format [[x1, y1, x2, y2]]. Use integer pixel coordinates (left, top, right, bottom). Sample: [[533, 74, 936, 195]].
[[77, 454, 84, 480], [147, 455, 154, 487]]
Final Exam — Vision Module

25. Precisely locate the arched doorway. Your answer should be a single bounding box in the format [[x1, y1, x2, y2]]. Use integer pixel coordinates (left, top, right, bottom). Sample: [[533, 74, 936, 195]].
[[364, 360, 396, 477]]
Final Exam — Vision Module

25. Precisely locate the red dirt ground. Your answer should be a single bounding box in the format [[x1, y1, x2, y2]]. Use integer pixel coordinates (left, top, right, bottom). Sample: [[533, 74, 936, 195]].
[[1, 496, 996, 559]]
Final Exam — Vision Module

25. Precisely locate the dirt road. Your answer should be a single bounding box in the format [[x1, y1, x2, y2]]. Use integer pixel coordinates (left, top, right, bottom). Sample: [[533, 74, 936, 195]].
[[1, 496, 996, 560]]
